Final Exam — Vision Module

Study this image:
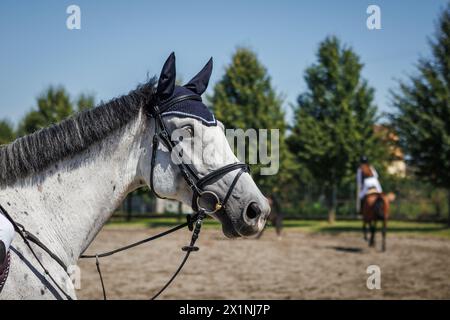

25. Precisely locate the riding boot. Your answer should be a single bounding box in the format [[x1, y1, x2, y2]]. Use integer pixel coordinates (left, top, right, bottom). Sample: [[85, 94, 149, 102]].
[[0, 240, 6, 266]]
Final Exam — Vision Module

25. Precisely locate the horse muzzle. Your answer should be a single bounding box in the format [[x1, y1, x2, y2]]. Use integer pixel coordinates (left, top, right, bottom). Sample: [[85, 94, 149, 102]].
[[238, 200, 270, 237], [218, 199, 270, 238]]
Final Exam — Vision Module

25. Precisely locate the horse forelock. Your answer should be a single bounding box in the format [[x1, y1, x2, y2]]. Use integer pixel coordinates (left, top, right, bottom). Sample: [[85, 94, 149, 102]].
[[0, 77, 157, 187]]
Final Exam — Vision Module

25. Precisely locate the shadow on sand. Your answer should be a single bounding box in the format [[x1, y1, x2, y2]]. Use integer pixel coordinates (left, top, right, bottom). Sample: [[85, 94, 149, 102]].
[[327, 246, 364, 253]]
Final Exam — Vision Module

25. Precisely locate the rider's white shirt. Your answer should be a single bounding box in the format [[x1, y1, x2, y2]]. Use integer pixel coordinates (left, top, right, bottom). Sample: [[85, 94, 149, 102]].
[[357, 166, 382, 200]]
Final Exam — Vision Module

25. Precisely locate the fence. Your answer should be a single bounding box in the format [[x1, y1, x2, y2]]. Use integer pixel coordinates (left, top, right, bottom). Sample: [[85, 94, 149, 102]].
[[112, 189, 448, 223]]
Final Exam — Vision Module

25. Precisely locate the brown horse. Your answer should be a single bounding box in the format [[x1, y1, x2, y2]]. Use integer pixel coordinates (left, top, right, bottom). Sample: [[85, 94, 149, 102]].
[[362, 190, 395, 251]]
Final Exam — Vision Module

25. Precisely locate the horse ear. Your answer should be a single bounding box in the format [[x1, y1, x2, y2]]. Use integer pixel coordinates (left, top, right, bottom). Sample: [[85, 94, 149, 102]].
[[184, 57, 213, 95], [157, 52, 176, 100]]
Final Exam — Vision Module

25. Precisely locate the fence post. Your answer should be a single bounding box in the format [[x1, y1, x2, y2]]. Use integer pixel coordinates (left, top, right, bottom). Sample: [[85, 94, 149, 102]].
[[126, 194, 133, 222]]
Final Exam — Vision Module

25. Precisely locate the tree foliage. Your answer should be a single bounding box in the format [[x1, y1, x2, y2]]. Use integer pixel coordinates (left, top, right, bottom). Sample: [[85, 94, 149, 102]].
[[208, 48, 295, 196], [18, 86, 95, 136], [0, 119, 15, 145], [76, 93, 96, 112], [391, 5, 450, 224]]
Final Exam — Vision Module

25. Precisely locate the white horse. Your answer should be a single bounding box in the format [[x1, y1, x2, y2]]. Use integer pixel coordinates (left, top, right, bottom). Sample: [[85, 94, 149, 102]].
[[0, 54, 270, 299]]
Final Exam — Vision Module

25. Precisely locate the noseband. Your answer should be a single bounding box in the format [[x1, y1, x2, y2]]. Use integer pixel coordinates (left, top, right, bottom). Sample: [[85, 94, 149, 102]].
[[148, 94, 249, 214]]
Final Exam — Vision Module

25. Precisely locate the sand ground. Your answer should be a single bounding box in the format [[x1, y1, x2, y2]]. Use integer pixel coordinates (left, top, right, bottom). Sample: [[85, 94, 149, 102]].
[[77, 227, 450, 299]]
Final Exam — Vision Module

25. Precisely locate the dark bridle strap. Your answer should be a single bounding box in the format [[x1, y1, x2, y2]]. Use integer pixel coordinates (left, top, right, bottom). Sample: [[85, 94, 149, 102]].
[[192, 163, 249, 212], [80, 211, 204, 301], [196, 163, 249, 189], [157, 94, 202, 114], [150, 210, 206, 300], [221, 166, 248, 207], [80, 213, 198, 259], [151, 108, 201, 194], [149, 112, 201, 199]]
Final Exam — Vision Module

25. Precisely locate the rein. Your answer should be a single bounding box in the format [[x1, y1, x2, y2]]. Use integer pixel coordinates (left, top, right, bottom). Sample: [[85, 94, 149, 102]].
[[0, 93, 249, 300], [1, 202, 204, 300], [80, 211, 204, 300]]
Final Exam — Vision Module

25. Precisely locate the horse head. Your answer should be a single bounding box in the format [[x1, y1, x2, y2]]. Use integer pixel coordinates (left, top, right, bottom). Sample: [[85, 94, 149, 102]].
[[138, 53, 270, 238]]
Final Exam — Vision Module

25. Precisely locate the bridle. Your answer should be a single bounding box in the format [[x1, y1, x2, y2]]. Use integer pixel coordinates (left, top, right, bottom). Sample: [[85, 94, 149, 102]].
[[0, 92, 249, 300], [149, 93, 249, 215]]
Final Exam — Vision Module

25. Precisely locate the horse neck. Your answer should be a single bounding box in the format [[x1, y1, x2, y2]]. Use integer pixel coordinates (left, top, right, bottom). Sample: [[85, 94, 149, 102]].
[[3, 112, 153, 266]]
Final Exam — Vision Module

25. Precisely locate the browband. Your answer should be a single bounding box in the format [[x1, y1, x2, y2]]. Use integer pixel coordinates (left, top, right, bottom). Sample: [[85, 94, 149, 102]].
[[157, 94, 202, 114]]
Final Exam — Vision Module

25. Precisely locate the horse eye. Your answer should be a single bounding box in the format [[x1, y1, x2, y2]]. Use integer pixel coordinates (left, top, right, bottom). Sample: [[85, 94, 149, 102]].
[[184, 125, 194, 136]]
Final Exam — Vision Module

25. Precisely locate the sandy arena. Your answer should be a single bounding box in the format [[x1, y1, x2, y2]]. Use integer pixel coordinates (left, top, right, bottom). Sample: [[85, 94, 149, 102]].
[[77, 226, 450, 299]]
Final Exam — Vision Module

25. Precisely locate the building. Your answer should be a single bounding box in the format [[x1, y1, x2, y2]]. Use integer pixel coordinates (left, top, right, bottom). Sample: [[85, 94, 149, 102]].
[[374, 125, 406, 178]]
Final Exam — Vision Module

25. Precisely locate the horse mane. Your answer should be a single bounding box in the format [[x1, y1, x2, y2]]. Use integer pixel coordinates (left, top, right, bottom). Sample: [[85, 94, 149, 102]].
[[0, 77, 157, 187]]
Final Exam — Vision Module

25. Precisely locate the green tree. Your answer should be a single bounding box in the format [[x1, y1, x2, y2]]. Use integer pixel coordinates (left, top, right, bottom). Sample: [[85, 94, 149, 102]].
[[208, 47, 294, 198], [18, 86, 95, 136], [391, 5, 450, 226], [287, 36, 384, 223], [0, 119, 15, 145]]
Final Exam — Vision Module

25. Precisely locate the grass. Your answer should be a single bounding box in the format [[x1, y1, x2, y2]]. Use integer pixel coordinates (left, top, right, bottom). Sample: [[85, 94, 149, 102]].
[[107, 217, 222, 229], [106, 217, 450, 239], [282, 219, 450, 239]]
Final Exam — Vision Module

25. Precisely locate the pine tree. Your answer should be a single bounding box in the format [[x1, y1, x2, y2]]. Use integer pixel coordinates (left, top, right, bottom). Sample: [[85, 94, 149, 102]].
[[391, 5, 450, 226], [287, 36, 384, 223], [208, 48, 294, 197]]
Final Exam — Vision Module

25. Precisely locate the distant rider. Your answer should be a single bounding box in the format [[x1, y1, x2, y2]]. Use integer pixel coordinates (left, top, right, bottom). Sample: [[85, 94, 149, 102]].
[[356, 156, 382, 214]]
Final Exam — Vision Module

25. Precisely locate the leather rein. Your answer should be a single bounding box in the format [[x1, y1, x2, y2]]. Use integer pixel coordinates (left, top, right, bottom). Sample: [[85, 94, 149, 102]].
[[0, 94, 248, 300]]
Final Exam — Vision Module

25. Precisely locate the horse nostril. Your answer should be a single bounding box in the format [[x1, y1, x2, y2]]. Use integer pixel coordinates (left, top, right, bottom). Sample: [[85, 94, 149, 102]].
[[245, 202, 261, 220]]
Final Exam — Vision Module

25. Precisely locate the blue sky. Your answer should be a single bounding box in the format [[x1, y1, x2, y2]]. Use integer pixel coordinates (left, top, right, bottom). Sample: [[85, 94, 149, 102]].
[[0, 0, 447, 125]]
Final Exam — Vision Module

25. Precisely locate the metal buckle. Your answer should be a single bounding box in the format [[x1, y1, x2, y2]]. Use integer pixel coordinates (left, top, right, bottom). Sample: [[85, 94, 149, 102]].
[[196, 191, 222, 214]]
